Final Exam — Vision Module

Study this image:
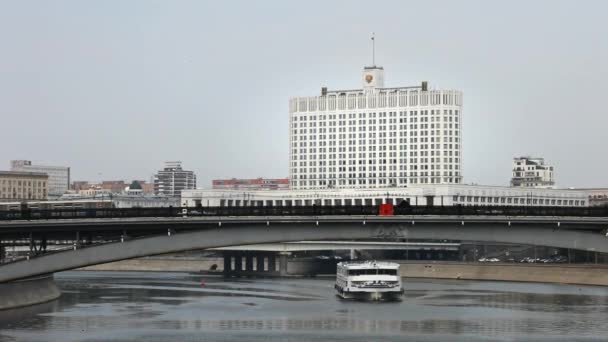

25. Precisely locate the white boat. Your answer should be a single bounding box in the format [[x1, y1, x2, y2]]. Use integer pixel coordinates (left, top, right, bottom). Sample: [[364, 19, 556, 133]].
[[335, 261, 404, 301]]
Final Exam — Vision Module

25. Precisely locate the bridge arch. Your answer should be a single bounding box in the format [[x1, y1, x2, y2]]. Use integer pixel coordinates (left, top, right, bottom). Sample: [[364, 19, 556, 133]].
[[1, 222, 607, 282]]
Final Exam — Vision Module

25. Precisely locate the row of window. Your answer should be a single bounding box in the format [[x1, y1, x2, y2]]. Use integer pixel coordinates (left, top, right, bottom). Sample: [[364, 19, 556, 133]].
[[293, 130, 460, 140], [292, 161, 461, 170], [0, 180, 47, 187], [292, 143, 460, 152], [292, 110, 460, 121], [291, 92, 462, 112], [293, 120, 459, 129], [292, 171, 460, 178], [452, 195, 583, 206], [292, 152, 460, 161], [294, 149, 459, 157], [0, 190, 47, 199], [291, 177, 462, 187]]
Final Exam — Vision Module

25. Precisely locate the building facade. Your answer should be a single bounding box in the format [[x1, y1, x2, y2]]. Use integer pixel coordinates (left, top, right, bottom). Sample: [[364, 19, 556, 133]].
[[135, 180, 155, 194], [100, 180, 127, 193], [71, 181, 90, 191], [579, 188, 608, 207], [10, 160, 70, 198], [289, 65, 463, 190], [511, 157, 555, 188], [182, 184, 588, 208], [154, 161, 196, 197], [0, 171, 48, 202], [212, 178, 289, 190]]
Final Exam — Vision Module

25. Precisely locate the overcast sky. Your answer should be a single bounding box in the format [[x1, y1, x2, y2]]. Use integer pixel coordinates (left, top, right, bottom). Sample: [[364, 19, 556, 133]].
[[1, 0, 606, 188]]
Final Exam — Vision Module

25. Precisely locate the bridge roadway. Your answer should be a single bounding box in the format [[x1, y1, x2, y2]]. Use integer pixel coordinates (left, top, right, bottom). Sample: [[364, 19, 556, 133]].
[[0, 215, 607, 283]]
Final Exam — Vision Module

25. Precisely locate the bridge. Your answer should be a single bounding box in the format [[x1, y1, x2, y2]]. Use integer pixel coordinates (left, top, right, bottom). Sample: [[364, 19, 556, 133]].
[[1, 213, 608, 283]]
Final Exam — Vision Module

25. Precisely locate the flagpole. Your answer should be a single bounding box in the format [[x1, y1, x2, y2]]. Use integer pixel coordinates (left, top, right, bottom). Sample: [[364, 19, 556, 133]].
[[372, 32, 375, 66]]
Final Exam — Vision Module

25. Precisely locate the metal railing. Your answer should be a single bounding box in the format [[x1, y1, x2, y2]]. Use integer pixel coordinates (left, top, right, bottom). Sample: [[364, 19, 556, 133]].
[[1, 205, 608, 221]]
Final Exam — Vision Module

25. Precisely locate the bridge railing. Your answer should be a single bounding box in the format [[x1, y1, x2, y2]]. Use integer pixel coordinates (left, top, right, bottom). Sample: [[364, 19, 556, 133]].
[[1, 205, 608, 221]]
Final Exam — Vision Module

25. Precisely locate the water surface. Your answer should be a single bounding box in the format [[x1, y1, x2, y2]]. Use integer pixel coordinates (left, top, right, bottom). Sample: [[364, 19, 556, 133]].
[[1, 271, 608, 341]]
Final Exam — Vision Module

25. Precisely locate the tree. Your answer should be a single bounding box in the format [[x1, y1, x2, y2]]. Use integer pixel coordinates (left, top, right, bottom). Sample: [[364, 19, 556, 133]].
[[129, 180, 142, 190]]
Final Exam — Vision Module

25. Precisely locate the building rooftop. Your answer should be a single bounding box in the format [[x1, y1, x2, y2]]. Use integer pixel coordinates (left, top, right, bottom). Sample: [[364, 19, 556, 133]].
[[0, 171, 49, 178]]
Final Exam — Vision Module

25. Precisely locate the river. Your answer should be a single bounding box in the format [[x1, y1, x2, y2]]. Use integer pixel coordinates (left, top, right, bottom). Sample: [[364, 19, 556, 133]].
[[1, 271, 608, 341]]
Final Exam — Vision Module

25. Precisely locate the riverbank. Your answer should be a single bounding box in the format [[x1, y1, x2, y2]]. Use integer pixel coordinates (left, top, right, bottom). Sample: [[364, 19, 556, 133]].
[[399, 261, 608, 286], [77, 257, 608, 286]]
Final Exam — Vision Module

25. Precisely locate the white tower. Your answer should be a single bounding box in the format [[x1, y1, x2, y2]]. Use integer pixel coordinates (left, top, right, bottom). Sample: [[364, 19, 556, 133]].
[[362, 66, 385, 93]]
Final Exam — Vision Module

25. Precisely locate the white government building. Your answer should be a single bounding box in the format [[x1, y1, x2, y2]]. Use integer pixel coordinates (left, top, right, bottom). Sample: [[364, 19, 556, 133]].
[[182, 64, 588, 208], [290, 65, 462, 190]]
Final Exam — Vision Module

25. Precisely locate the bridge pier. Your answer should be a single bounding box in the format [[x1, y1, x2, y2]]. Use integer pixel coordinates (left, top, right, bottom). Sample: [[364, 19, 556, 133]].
[[234, 254, 242, 273], [223, 251, 289, 277], [268, 254, 276, 273], [256, 254, 265, 272], [245, 253, 254, 273], [0, 274, 60, 310], [279, 253, 288, 277], [223, 254, 231, 274]]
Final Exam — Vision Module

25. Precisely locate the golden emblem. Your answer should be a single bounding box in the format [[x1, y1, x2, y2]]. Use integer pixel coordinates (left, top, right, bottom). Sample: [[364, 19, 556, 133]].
[[365, 74, 373, 83]]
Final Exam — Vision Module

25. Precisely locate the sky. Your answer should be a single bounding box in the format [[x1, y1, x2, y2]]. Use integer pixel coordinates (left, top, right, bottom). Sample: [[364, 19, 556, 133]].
[[0, 0, 606, 188]]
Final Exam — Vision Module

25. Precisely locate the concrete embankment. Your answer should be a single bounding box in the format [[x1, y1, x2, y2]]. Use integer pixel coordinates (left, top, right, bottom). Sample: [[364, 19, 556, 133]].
[[399, 261, 608, 286], [77, 257, 608, 286], [0, 275, 61, 310], [78, 257, 224, 273]]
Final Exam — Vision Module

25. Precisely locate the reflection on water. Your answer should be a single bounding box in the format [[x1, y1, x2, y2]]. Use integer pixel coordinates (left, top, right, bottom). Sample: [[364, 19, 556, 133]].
[[1, 271, 608, 341]]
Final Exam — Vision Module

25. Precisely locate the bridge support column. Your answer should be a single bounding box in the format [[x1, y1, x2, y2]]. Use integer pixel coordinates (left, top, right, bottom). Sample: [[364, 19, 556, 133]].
[[234, 253, 243, 274], [223, 253, 232, 277], [257, 254, 265, 273], [268, 254, 276, 273], [245, 253, 254, 274], [279, 252, 289, 276]]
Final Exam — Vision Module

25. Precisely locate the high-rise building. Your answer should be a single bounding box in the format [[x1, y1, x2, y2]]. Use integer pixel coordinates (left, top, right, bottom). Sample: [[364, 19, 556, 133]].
[[10, 160, 70, 198], [212, 178, 289, 190], [0, 171, 48, 201], [153, 161, 196, 197], [510, 157, 555, 188], [288, 65, 463, 190]]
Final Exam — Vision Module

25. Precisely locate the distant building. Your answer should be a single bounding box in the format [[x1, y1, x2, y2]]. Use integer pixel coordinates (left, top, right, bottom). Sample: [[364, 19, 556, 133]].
[[2, 192, 179, 210], [0, 171, 48, 202], [154, 161, 196, 197], [212, 178, 289, 190], [100, 180, 127, 193], [73, 180, 154, 194], [61, 184, 179, 208], [78, 186, 111, 197], [10, 160, 70, 198], [71, 181, 90, 191], [577, 188, 608, 207], [133, 180, 155, 194], [183, 184, 589, 208], [510, 157, 555, 188]]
